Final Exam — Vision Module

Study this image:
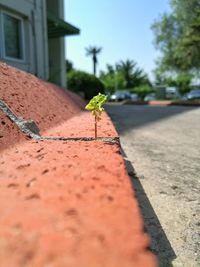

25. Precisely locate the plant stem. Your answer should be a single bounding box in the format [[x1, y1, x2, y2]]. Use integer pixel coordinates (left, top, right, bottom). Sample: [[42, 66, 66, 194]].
[[95, 115, 97, 139]]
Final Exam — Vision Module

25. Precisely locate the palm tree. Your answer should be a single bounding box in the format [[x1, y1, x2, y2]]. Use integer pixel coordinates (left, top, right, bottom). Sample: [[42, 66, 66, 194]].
[[117, 59, 148, 88], [85, 46, 102, 76], [116, 59, 136, 88]]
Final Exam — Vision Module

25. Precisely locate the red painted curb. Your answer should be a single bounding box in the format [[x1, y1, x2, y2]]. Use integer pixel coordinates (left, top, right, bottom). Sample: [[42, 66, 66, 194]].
[[0, 63, 157, 266], [148, 100, 172, 106]]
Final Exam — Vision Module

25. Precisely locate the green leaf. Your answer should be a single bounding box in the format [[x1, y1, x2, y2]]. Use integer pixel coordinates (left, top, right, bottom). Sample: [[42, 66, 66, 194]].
[[85, 93, 107, 113]]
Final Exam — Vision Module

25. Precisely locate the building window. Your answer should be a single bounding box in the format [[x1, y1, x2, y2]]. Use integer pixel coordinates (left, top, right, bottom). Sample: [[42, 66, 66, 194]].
[[1, 12, 24, 61]]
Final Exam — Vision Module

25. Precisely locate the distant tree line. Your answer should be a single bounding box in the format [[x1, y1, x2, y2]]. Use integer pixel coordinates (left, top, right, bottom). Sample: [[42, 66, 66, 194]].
[[99, 59, 151, 93], [66, 57, 153, 100]]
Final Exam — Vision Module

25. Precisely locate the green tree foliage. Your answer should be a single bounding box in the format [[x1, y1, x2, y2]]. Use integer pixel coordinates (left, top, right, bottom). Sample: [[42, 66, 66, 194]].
[[116, 59, 136, 88], [66, 60, 73, 73], [100, 64, 124, 93], [171, 0, 200, 70], [85, 46, 102, 76], [165, 73, 193, 94], [116, 59, 149, 88], [176, 73, 193, 94], [100, 60, 150, 92], [154, 69, 193, 94], [152, 0, 200, 73], [67, 70, 105, 99]]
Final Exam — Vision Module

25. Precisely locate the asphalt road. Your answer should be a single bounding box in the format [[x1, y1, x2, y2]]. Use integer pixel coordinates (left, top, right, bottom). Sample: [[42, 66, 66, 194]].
[[105, 103, 200, 267]]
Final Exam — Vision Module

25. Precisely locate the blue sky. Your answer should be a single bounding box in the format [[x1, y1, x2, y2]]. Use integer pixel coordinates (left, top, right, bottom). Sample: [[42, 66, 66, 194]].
[[64, 0, 170, 81]]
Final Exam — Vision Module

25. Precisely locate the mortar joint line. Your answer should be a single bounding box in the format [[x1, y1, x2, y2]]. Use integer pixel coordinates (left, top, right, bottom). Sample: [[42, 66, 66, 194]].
[[0, 99, 119, 145]]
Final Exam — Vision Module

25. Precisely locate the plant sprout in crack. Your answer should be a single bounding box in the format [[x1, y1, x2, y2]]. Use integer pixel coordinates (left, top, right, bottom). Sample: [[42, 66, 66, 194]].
[[85, 93, 107, 139]]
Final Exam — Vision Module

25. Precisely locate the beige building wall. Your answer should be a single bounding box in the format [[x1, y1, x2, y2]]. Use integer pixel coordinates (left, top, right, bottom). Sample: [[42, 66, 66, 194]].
[[0, 0, 49, 80], [0, 0, 77, 88], [47, 0, 66, 87]]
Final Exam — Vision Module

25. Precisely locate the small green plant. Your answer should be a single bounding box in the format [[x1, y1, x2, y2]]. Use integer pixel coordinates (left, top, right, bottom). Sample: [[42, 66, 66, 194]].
[[85, 93, 107, 139]]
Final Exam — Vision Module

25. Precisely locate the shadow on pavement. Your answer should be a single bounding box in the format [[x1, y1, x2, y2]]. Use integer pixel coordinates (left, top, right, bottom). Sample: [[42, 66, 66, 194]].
[[105, 103, 199, 134], [121, 148, 176, 267]]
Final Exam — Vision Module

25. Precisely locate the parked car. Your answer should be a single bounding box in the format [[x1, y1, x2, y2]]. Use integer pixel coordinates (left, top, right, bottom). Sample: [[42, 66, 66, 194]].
[[185, 89, 200, 100], [144, 93, 156, 101], [110, 90, 131, 101]]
